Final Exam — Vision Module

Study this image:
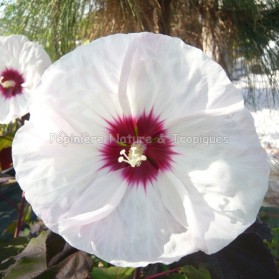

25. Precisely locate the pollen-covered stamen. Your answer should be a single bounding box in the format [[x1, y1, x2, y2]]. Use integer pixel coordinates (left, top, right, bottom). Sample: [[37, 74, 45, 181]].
[[118, 145, 147, 167], [0, 77, 16, 88]]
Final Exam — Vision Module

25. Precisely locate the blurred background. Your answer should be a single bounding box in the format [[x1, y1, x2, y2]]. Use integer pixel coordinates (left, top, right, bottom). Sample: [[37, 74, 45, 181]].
[[0, 0, 277, 79]]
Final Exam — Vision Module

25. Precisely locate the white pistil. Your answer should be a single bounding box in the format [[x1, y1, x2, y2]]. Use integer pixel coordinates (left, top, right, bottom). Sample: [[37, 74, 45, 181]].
[[0, 76, 16, 88], [118, 146, 147, 167]]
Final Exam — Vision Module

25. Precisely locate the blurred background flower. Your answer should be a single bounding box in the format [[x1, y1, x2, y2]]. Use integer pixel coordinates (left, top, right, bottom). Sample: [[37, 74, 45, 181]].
[[0, 35, 51, 124]]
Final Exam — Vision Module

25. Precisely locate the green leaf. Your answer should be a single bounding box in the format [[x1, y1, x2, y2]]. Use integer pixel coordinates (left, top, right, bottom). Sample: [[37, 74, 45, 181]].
[[92, 267, 135, 279], [34, 251, 93, 279], [206, 233, 279, 279], [260, 207, 279, 228], [45, 231, 77, 267], [245, 218, 272, 241], [2, 230, 93, 279], [1, 222, 17, 238], [143, 263, 167, 278], [266, 228, 279, 260], [3, 231, 48, 279], [0, 137, 12, 153], [183, 265, 211, 279], [23, 205, 33, 224], [0, 237, 28, 272], [167, 273, 187, 279]]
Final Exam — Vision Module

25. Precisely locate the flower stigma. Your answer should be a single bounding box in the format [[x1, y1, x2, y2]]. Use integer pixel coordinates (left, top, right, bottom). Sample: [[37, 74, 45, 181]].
[[118, 143, 147, 167]]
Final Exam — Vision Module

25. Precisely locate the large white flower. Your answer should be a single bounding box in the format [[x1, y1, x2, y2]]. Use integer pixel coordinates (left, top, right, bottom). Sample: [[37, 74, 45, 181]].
[[0, 35, 51, 123], [12, 33, 269, 267]]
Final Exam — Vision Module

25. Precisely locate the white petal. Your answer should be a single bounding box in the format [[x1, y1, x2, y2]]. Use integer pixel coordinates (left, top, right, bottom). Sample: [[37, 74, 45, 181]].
[[28, 39, 128, 133], [13, 120, 107, 230], [58, 170, 127, 228], [115, 33, 243, 122], [167, 109, 269, 253], [59, 183, 190, 267], [0, 93, 29, 123], [0, 35, 29, 68], [0, 98, 12, 124], [157, 173, 188, 229]]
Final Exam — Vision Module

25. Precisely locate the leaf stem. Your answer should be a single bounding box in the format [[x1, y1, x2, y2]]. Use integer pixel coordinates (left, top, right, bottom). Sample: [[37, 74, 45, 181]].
[[14, 191, 25, 238], [133, 267, 141, 279]]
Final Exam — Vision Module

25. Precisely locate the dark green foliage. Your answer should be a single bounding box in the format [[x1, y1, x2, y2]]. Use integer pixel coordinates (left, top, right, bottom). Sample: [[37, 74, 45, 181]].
[[1, 231, 93, 279], [206, 233, 279, 279]]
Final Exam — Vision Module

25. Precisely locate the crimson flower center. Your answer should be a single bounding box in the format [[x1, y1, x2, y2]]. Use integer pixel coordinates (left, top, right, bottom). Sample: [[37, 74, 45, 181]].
[[101, 111, 175, 188], [0, 68, 25, 99]]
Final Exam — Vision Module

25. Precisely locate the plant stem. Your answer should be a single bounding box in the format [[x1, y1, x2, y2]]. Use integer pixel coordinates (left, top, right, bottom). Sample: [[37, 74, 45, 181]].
[[14, 191, 25, 238], [133, 267, 141, 279]]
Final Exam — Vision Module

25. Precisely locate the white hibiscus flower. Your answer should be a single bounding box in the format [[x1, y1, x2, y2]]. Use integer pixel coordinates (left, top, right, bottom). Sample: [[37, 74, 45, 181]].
[[12, 33, 269, 267], [0, 35, 51, 123]]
